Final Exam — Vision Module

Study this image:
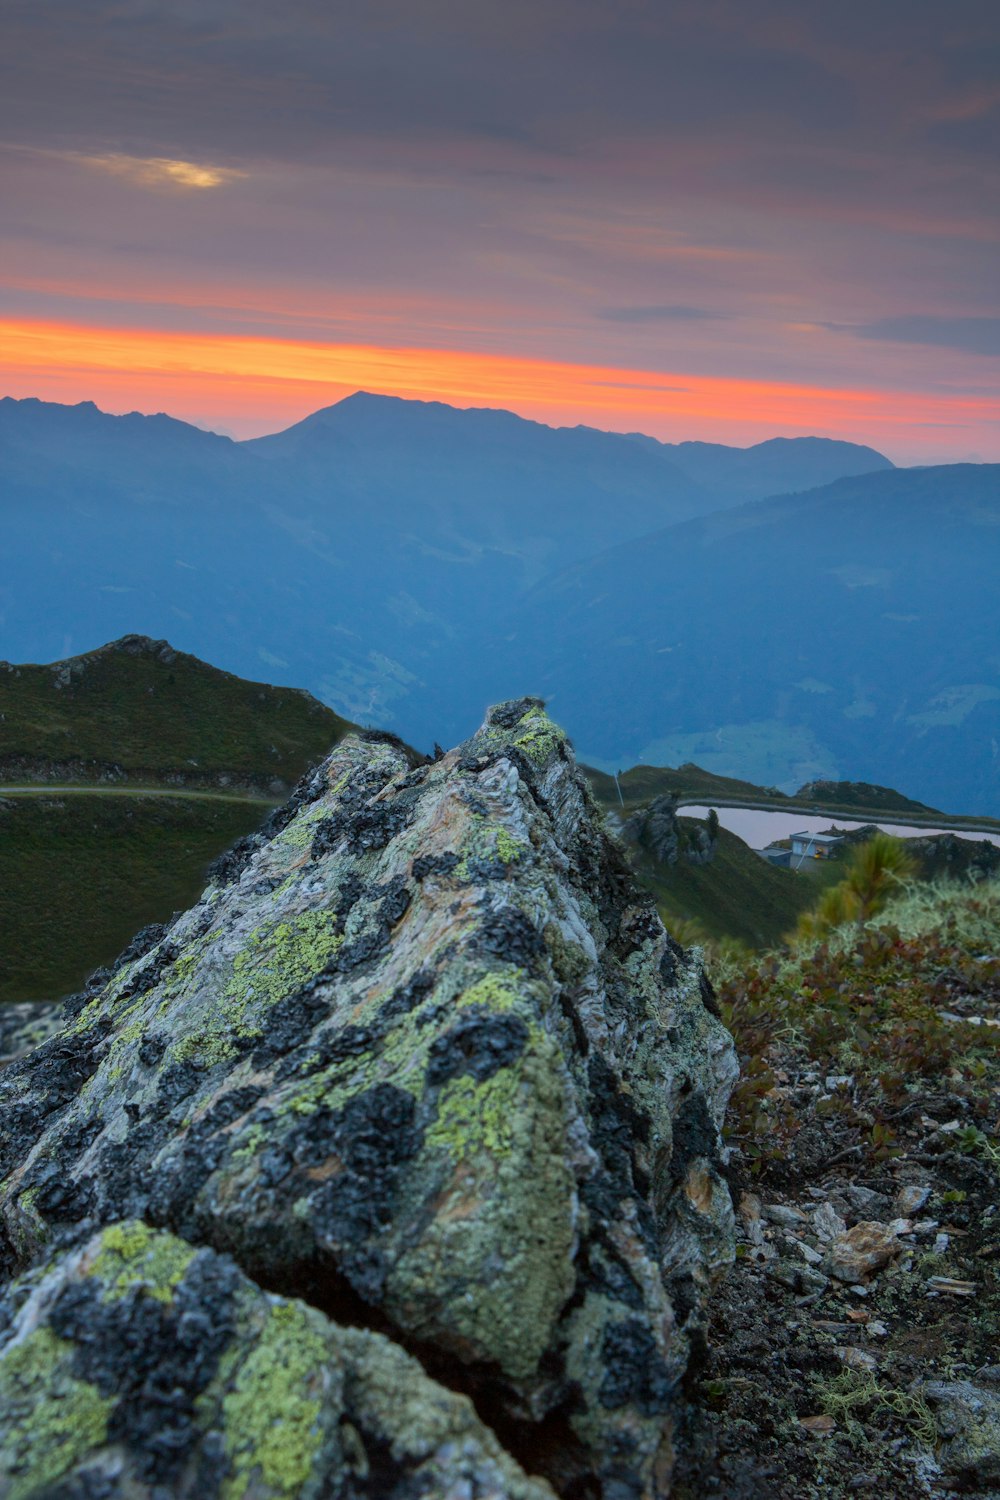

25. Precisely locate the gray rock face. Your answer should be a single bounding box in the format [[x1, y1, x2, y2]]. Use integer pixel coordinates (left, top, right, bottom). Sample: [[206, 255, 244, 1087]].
[[0, 700, 737, 1497]]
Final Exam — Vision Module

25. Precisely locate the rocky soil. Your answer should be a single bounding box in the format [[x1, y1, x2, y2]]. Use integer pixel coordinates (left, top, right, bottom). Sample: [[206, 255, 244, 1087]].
[[0, 701, 736, 1499], [673, 896, 1000, 1497]]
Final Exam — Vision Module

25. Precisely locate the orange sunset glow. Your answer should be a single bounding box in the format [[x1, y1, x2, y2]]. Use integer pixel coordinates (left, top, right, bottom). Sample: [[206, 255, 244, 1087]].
[[3, 317, 996, 449]]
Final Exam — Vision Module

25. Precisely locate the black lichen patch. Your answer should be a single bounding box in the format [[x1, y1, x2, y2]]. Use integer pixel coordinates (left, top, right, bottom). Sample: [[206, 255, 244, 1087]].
[[425, 1012, 529, 1088], [586, 1054, 650, 1183], [473, 907, 544, 965], [331, 876, 412, 975], [357, 729, 428, 771], [613, 906, 663, 965], [698, 968, 721, 1018], [585, 1245, 646, 1311], [374, 875, 411, 929], [258, 761, 330, 841], [312, 797, 414, 860], [668, 1089, 719, 1183], [49, 1250, 240, 1489], [207, 833, 264, 889], [252, 985, 332, 1068], [411, 852, 460, 880], [380, 969, 435, 1022], [297, 1086, 423, 1300], [147, 1060, 202, 1121], [274, 1023, 382, 1082], [598, 1319, 673, 1416], [487, 698, 545, 731], [114, 939, 183, 1005], [0, 1016, 113, 1178], [333, 926, 391, 974], [137, 1033, 167, 1068], [26, 1160, 97, 1224]]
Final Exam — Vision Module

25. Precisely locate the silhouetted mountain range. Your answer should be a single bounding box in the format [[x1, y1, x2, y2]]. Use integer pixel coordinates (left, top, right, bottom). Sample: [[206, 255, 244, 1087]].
[[4, 391, 997, 811]]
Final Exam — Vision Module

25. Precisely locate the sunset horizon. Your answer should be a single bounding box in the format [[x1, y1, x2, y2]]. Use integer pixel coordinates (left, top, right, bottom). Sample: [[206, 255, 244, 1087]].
[[3, 320, 996, 464]]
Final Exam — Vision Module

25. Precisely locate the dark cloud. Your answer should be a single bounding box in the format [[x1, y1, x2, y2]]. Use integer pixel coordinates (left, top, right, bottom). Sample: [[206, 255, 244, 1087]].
[[0, 0, 991, 165], [849, 317, 1000, 357], [597, 306, 721, 323]]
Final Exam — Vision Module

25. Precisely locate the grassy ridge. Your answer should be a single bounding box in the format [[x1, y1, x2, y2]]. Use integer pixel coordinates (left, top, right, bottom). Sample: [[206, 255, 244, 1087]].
[[0, 635, 351, 790]]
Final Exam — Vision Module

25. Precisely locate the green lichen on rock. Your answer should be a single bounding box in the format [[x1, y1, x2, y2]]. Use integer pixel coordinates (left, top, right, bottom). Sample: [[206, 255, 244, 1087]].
[[425, 1065, 522, 1157], [227, 910, 345, 1014], [0, 1228, 555, 1500], [507, 703, 567, 767], [0, 1327, 111, 1500], [221, 1300, 334, 1499], [90, 1219, 196, 1303]]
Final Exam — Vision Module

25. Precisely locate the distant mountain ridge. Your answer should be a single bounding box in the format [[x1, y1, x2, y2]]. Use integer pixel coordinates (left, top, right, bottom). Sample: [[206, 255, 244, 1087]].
[[628, 428, 893, 505], [4, 389, 996, 813], [0, 389, 893, 728]]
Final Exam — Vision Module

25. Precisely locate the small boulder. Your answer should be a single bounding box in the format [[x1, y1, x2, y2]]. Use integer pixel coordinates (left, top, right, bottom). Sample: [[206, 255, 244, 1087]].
[[922, 1379, 1000, 1486], [824, 1220, 907, 1284]]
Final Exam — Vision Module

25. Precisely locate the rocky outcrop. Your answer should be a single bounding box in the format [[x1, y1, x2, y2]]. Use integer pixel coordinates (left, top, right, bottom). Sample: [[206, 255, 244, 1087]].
[[0, 1222, 555, 1499], [623, 795, 716, 868], [0, 700, 737, 1497]]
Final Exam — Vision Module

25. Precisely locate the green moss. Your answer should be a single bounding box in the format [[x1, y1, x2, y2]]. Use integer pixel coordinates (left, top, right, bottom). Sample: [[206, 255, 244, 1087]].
[[390, 1034, 576, 1380], [272, 797, 331, 854], [226, 911, 345, 1017], [91, 1220, 196, 1304], [221, 1300, 333, 1498], [169, 910, 345, 1068], [0, 1327, 111, 1499], [171, 1031, 242, 1067], [230, 1122, 269, 1164], [817, 1369, 937, 1445]]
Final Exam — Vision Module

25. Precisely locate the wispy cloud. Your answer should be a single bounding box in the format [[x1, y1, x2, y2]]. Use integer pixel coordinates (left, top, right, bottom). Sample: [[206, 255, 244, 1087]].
[[597, 304, 721, 323], [78, 153, 245, 191], [840, 316, 1000, 358]]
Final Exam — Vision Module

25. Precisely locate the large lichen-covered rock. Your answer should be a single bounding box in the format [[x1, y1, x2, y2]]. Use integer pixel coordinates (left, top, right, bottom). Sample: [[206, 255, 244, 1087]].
[[0, 1221, 555, 1499], [0, 700, 737, 1496]]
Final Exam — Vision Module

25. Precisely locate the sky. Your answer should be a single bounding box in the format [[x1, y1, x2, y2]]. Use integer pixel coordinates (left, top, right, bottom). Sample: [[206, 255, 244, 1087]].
[[1, 1, 998, 461]]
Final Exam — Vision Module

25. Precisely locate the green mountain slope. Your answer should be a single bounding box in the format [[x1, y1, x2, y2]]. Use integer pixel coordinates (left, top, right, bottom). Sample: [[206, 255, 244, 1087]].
[[624, 818, 829, 950], [585, 761, 999, 951], [0, 795, 267, 1003], [586, 761, 999, 830], [0, 637, 358, 1001], [0, 634, 351, 792]]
